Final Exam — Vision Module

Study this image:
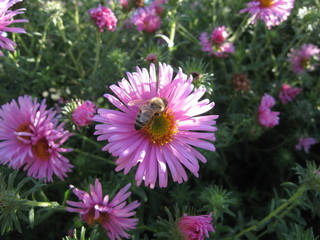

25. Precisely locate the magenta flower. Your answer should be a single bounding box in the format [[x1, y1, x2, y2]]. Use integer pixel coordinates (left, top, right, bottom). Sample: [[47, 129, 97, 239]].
[[0, 0, 28, 56], [258, 94, 280, 128], [72, 100, 96, 127], [94, 63, 218, 188], [131, 7, 161, 33], [211, 26, 228, 44], [0, 95, 73, 182], [199, 27, 235, 57], [177, 213, 214, 240], [295, 137, 318, 153], [148, 0, 167, 15], [88, 4, 117, 32], [240, 0, 295, 29], [279, 84, 302, 104], [66, 179, 140, 240], [288, 43, 320, 75]]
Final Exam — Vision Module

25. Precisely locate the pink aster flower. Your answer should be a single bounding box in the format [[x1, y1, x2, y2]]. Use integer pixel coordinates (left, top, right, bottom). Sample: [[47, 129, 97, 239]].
[[72, 100, 96, 127], [88, 4, 117, 32], [199, 27, 235, 57], [295, 137, 318, 153], [94, 63, 218, 188], [0, 95, 73, 182], [66, 179, 140, 240], [239, 0, 295, 29], [0, 0, 28, 56], [148, 0, 167, 15], [288, 43, 320, 75], [279, 84, 302, 104], [131, 7, 161, 33], [211, 26, 228, 44], [258, 93, 280, 128], [177, 213, 214, 240]]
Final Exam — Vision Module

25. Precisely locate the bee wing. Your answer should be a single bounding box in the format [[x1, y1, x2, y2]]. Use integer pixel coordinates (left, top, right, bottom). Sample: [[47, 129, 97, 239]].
[[127, 99, 148, 107]]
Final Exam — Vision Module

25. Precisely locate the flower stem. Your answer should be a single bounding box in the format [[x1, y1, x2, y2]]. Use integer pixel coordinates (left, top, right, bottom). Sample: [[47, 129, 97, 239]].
[[24, 200, 64, 210], [91, 31, 102, 77], [74, 133, 102, 148], [234, 185, 307, 239], [229, 14, 251, 43], [72, 148, 116, 166]]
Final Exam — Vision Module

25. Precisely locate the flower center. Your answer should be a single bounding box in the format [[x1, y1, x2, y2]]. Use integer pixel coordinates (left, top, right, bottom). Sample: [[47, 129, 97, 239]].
[[299, 58, 310, 69], [142, 111, 178, 145], [32, 137, 50, 161], [259, 0, 275, 8], [83, 209, 109, 226], [16, 122, 32, 141]]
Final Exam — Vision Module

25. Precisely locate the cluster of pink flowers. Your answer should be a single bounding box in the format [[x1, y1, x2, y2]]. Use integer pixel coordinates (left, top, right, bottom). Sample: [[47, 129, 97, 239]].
[[295, 137, 318, 153], [66, 179, 140, 240], [88, 4, 117, 32], [279, 84, 301, 104], [130, 0, 166, 33], [199, 26, 235, 57], [288, 43, 320, 75], [258, 94, 280, 128], [72, 100, 96, 127], [0, 96, 73, 182], [0, 0, 28, 56], [94, 63, 218, 188], [240, 0, 295, 29], [177, 213, 214, 240]]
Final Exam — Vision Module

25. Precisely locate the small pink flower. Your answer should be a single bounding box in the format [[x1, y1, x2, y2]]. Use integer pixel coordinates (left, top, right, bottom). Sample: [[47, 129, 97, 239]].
[[131, 7, 161, 33], [177, 213, 214, 240], [72, 100, 96, 127], [258, 94, 280, 128], [67, 179, 140, 240], [199, 26, 235, 57], [88, 4, 117, 32], [295, 137, 318, 153], [148, 0, 167, 15], [240, 0, 295, 29], [146, 53, 157, 63], [0, 0, 28, 56], [120, 0, 129, 8], [0, 95, 73, 182], [279, 84, 302, 104], [288, 43, 320, 75], [211, 26, 228, 44]]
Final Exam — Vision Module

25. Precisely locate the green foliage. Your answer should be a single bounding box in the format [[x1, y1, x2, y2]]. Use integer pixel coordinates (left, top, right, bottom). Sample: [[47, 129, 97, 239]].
[[62, 227, 100, 240], [0, 170, 45, 235]]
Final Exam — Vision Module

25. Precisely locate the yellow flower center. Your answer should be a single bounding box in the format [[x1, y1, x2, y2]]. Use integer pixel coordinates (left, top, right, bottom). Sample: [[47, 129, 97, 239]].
[[16, 122, 32, 141], [259, 0, 275, 8], [142, 111, 178, 145], [32, 137, 50, 161]]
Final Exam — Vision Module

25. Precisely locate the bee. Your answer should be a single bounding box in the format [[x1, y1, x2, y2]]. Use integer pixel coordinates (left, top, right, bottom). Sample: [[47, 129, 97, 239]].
[[128, 97, 168, 130]]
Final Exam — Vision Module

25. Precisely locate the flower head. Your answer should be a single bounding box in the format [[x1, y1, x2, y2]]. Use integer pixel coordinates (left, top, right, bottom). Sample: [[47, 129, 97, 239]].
[[288, 43, 320, 75], [72, 100, 96, 127], [0, 95, 73, 182], [295, 137, 318, 153], [232, 73, 251, 92], [88, 4, 117, 32], [177, 213, 214, 240], [279, 84, 302, 104], [199, 27, 235, 57], [240, 0, 295, 29], [94, 63, 218, 188], [0, 0, 28, 56], [131, 7, 161, 33], [258, 94, 280, 128], [211, 26, 228, 44], [66, 179, 140, 240]]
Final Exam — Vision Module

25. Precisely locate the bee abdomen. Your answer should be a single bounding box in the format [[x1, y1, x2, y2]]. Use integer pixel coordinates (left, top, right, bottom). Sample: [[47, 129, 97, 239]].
[[134, 120, 145, 130]]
